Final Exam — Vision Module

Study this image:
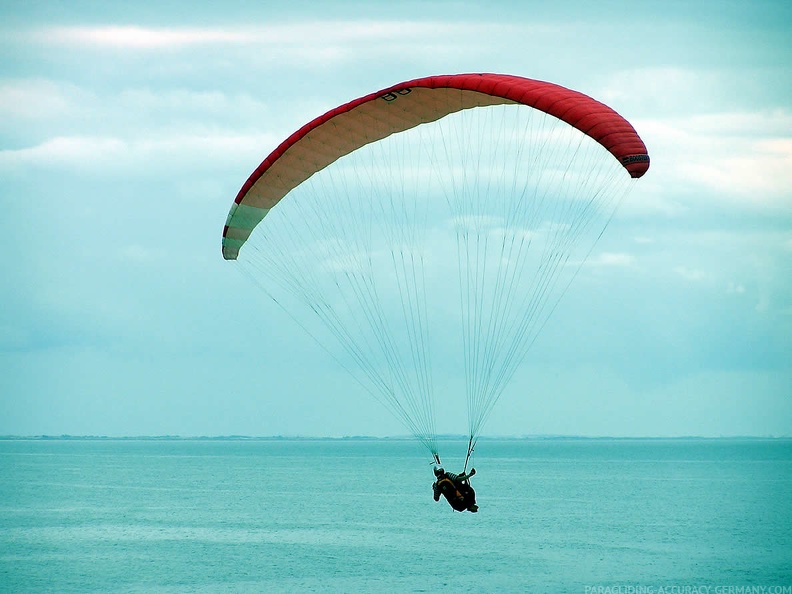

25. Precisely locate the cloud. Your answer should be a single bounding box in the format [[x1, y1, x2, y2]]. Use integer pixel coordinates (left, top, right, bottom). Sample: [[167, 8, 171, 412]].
[[28, 22, 516, 53], [0, 79, 87, 121], [599, 67, 721, 115], [13, 20, 536, 78], [587, 252, 635, 267], [0, 132, 278, 177], [674, 266, 707, 282], [0, 79, 275, 135], [687, 111, 792, 138], [597, 68, 792, 211], [636, 110, 792, 211], [32, 26, 253, 49], [119, 244, 161, 264], [2, 136, 127, 167]]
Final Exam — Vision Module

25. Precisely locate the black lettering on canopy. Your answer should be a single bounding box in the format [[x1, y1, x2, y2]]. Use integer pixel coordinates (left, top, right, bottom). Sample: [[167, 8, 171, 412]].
[[381, 88, 412, 102], [621, 154, 650, 164]]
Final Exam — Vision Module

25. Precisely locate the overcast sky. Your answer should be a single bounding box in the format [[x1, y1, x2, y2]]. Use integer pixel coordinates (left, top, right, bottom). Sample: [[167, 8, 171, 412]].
[[1, 1, 790, 439]]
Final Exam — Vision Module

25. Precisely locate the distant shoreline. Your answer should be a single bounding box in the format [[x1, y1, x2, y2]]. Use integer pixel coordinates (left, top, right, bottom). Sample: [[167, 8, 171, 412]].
[[0, 434, 789, 441]]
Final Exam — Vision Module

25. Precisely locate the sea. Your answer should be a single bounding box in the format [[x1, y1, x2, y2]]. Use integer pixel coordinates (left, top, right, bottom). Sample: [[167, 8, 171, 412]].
[[1, 437, 790, 593]]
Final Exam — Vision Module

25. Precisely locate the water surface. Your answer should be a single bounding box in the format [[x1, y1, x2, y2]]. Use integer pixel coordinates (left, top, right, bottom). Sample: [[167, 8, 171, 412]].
[[1, 438, 790, 592]]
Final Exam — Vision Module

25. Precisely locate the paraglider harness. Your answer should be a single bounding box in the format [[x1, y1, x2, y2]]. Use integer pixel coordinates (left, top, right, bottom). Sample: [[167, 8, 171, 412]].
[[434, 473, 476, 512], [433, 439, 477, 512]]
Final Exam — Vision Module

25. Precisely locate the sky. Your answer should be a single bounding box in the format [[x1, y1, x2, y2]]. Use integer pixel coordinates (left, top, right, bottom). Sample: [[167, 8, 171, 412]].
[[1, 0, 790, 439]]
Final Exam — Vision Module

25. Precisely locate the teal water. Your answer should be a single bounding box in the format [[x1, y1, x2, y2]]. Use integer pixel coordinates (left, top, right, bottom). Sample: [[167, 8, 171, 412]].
[[1, 438, 791, 593]]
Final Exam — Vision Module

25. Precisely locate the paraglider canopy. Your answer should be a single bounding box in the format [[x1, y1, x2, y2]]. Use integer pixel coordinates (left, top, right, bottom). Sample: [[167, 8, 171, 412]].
[[222, 73, 649, 260]]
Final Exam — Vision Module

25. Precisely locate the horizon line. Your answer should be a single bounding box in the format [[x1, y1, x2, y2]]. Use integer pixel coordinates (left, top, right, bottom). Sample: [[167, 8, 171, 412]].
[[1, 434, 789, 441]]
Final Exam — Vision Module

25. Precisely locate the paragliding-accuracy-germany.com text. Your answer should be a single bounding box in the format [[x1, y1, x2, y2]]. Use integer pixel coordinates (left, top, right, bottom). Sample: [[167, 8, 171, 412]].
[[584, 585, 792, 594]]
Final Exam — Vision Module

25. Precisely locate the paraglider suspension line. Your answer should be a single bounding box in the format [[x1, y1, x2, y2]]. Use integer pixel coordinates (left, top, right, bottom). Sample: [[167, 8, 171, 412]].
[[462, 436, 475, 473]]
